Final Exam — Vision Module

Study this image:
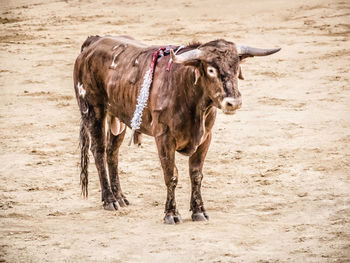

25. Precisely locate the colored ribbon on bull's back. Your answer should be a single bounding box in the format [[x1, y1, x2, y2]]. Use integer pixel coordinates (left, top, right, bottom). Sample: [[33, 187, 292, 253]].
[[128, 47, 166, 146]]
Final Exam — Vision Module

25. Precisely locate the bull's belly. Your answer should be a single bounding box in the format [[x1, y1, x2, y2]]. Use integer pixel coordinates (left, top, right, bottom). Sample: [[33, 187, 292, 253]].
[[108, 112, 209, 157], [106, 84, 154, 137], [107, 106, 154, 137]]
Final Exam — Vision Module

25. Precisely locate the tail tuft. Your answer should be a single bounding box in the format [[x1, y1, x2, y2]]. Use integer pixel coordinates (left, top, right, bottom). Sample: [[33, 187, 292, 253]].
[[79, 122, 90, 198]]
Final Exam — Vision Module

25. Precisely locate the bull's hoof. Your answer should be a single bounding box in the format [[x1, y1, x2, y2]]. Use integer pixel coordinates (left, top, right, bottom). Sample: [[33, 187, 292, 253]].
[[103, 201, 117, 211], [164, 214, 183, 224], [103, 196, 129, 211], [123, 197, 130, 206], [117, 197, 129, 207], [192, 212, 209, 222]]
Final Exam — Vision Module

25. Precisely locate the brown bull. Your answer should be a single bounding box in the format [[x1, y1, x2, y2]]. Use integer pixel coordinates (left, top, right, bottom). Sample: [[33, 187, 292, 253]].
[[73, 35, 280, 224]]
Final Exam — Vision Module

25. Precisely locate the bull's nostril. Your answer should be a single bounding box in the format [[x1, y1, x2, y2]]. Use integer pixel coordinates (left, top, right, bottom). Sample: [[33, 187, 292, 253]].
[[226, 102, 234, 108]]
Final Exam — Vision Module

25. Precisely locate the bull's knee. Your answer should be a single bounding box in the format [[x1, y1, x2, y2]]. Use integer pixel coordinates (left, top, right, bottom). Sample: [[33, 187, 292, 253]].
[[169, 175, 178, 188], [190, 170, 203, 184]]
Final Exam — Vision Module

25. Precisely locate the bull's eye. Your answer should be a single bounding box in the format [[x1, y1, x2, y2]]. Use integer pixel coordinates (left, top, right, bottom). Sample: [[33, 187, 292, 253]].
[[207, 66, 217, 78]]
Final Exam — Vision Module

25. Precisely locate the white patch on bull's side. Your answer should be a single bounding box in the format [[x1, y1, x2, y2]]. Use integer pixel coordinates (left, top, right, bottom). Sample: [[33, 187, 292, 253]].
[[112, 45, 120, 50], [110, 53, 119, 69], [77, 82, 86, 98]]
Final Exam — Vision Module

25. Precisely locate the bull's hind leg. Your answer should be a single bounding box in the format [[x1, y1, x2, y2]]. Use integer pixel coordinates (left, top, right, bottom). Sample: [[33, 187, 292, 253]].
[[85, 106, 117, 210], [189, 133, 212, 221], [106, 116, 129, 209]]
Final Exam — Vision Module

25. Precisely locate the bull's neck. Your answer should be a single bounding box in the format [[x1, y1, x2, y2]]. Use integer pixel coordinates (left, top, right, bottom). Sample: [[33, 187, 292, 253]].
[[178, 67, 212, 114]]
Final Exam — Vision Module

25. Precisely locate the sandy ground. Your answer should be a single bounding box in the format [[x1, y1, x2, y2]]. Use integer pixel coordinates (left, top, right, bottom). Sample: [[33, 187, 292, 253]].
[[0, 0, 349, 262]]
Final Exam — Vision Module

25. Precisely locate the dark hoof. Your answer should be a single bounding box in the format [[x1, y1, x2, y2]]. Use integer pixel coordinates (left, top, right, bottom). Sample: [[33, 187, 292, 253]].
[[192, 212, 209, 222], [123, 198, 130, 206], [117, 197, 129, 207], [164, 214, 183, 224], [103, 201, 117, 211], [113, 201, 120, 210], [174, 214, 183, 224]]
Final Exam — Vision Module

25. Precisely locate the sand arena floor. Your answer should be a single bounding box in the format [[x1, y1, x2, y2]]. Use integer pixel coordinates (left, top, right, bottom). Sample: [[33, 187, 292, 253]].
[[0, 0, 349, 262]]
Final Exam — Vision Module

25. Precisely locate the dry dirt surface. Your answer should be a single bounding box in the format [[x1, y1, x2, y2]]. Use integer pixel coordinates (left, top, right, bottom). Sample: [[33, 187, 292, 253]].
[[1, 0, 349, 262]]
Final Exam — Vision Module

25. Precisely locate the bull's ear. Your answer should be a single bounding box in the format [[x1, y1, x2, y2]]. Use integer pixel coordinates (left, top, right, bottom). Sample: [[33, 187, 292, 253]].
[[194, 68, 200, 85], [238, 66, 244, 80]]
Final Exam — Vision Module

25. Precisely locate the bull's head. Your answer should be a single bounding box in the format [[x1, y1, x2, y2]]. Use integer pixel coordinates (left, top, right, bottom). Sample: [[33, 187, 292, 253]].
[[170, 40, 280, 114]]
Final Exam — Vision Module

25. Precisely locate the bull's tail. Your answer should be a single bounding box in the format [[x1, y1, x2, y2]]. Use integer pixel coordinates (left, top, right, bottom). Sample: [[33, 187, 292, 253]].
[[80, 35, 101, 53], [79, 122, 90, 198]]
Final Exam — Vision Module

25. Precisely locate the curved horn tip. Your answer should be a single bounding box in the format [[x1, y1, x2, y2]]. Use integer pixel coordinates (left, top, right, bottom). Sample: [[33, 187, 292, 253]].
[[270, 47, 281, 54], [237, 45, 281, 57]]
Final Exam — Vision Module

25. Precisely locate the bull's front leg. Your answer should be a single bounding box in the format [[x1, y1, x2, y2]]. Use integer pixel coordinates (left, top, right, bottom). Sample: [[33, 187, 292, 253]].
[[154, 132, 182, 224], [189, 132, 212, 221]]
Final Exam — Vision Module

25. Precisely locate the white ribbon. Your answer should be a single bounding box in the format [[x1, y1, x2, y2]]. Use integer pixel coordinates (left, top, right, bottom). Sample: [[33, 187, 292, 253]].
[[128, 68, 153, 146]]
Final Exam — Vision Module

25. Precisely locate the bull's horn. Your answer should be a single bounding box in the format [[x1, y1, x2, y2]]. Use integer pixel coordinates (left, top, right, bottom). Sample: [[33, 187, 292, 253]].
[[236, 45, 281, 57], [170, 49, 202, 64]]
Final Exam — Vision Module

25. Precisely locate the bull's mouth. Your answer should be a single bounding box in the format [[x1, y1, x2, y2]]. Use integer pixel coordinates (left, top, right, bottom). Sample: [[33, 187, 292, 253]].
[[222, 109, 237, 115]]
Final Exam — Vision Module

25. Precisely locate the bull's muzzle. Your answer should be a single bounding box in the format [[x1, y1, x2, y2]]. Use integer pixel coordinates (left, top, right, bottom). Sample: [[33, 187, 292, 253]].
[[221, 97, 242, 114]]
